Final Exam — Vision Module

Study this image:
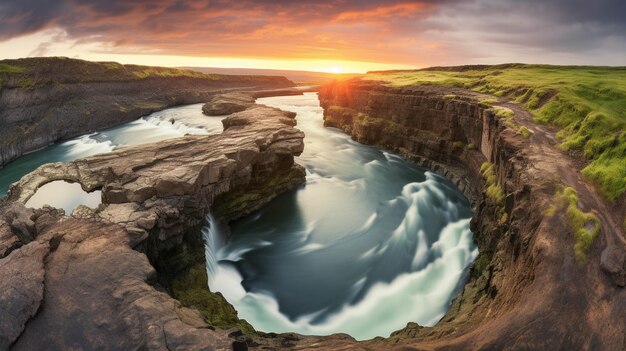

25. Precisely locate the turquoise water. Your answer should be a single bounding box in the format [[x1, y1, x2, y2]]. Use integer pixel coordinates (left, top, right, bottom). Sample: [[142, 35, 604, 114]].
[[205, 93, 478, 340], [0, 104, 224, 196]]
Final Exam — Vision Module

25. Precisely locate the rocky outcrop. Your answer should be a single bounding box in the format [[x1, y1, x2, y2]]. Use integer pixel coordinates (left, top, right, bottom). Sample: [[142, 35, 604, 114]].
[[317, 79, 626, 350], [0, 92, 321, 350], [0, 57, 295, 168], [0, 240, 48, 350], [201, 89, 306, 116], [203, 92, 256, 116]]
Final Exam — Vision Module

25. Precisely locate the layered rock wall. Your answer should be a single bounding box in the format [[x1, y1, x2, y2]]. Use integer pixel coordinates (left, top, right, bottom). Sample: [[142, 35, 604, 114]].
[[0, 59, 294, 167], [319, 82, 493, 201]]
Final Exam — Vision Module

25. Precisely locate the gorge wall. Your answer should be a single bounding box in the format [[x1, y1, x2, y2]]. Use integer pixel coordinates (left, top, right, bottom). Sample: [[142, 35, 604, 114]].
[[0, 57, 295, 167], [317, 79, 626, 350]]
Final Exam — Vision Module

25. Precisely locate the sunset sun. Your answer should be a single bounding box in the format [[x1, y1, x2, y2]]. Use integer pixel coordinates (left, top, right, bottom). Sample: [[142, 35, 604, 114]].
[[325, 66, 344, 74]]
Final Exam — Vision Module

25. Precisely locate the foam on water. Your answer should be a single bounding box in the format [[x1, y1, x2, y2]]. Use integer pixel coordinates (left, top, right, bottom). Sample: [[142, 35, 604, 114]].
[[0, 104, 225, 196], [204, 93, 478, 340]]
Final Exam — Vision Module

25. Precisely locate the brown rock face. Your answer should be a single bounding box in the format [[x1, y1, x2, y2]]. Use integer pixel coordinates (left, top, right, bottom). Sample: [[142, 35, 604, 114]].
[[202, 92, 256, 116], [0, 240, 48, 350]]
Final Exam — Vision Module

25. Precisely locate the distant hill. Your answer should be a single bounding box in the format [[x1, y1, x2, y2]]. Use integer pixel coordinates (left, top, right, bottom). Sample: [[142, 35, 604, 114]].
[[0, 57, 295, 89], [180, 67, 361, 84]]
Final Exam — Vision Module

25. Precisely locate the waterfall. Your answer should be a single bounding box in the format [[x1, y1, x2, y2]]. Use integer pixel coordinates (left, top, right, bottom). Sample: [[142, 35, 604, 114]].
[[203, 212, 225, 288]]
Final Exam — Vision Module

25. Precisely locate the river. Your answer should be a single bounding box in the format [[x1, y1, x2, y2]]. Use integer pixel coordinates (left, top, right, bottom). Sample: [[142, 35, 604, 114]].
[[0, 94, 477, 340], [204, 93, 478, 340]]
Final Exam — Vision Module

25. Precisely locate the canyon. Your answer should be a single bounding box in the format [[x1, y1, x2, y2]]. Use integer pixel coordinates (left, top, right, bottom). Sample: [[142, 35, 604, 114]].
[[0, 60, 624, 350]]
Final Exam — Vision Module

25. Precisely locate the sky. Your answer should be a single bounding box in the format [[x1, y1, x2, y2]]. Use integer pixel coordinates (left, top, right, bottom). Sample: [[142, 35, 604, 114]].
[[0, 0, 624, 73]]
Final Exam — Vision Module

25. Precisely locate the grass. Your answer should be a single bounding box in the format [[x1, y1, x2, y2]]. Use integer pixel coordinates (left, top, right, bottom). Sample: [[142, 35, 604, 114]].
[[489, 106, 531, 138], [479, 98, 497, 108], [128, 66, 208, 79], [480, 162, 506, 207], [366, 64, 626, 200], [0, 63, 26, 74], [0, 63, 27, 89], [492, 106, 514, 119], [519, 126, 532, 138], [350, 112, 405, 137], [161, 235, 254, 334], [452, 141, 465, 149], [547, 187, 601, 264], [500, 212, 508, 224]]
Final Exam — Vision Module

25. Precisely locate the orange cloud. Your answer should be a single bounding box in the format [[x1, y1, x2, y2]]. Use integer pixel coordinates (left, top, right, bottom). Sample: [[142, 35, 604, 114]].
[[334, 2, 433, 22], [0, 0, 461, 66]]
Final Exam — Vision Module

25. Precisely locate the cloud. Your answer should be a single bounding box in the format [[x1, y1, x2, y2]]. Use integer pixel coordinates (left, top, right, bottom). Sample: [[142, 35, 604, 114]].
[[0, 0, 624, 66]]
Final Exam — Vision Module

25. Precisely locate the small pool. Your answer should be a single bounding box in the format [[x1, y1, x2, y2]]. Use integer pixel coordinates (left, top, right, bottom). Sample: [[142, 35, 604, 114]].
[[25, 181, 102, 214]]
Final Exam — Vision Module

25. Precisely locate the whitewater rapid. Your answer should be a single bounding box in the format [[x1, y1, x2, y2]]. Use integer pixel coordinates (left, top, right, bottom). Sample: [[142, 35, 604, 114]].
[[203, 93, 478, 340], [0, 103, 225, 196]]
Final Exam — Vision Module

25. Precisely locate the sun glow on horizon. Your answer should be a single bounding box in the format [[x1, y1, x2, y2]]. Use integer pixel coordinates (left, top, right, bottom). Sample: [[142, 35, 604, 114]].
[[0, 29, 418, 73], [73, 53, 415, 74], [320, 66, 345, 74], [87, 54, 414, 73]]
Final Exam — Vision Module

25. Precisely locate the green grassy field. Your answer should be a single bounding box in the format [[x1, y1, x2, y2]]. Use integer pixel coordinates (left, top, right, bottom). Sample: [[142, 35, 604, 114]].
[[365, 64, 626, 201]]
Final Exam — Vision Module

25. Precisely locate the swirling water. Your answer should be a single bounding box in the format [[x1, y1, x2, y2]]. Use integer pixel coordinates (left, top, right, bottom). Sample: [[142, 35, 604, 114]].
[[204, 93, 478, 340], [1, 104, 225, 215]]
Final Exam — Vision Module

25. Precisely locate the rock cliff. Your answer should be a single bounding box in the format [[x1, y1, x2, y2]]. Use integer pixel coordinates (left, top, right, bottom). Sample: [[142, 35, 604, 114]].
[[0, 57, 295, 167], [317, 79, 626, 350]]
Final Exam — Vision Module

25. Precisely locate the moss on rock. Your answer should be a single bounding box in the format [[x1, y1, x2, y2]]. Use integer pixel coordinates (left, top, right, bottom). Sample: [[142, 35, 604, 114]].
[[171, 263, 255, 335], [212, 164, 305, 222], [548, 187, 601, 264]]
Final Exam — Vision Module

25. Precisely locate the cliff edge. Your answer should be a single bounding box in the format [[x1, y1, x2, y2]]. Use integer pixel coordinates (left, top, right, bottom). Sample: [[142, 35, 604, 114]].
[[317, 78, 626, 350]]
